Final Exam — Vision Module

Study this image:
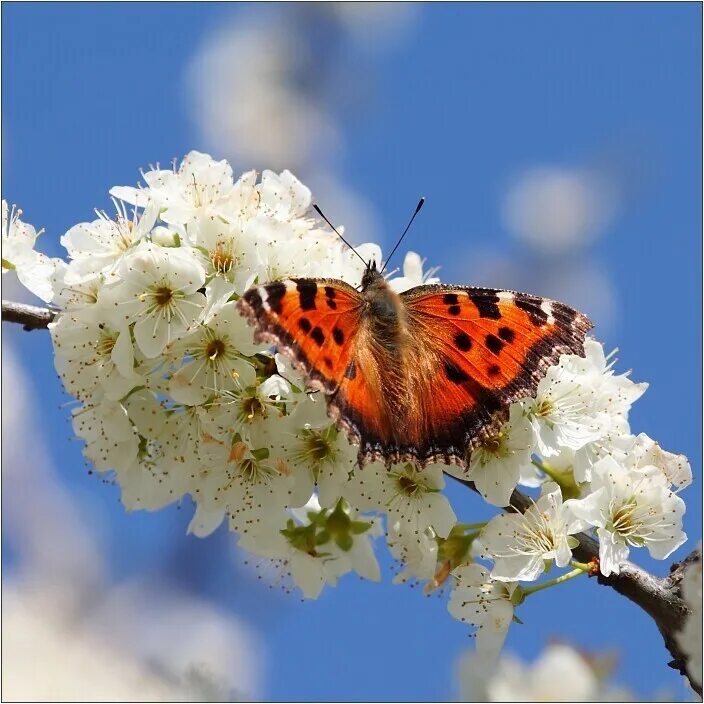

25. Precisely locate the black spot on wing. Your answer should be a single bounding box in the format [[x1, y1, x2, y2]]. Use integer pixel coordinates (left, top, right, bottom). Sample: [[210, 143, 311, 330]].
[[298, 318, 312, 333], [488, 364, 501, 376], [498, 326, 515, 343], [296, 280, 318, 311], [455, 332, 472, 352], [323, 356, 333, 369], [443, 293, 459, 305], [485, 334, 504, 355], [444, 360, 470, 384], [265, 281, 286, 314], [324, 287, 338, 310], [469, 290, 501, 319], [311, 326, 325, 346], [332, 327, 345, 345], [448, 305, 461, 316]]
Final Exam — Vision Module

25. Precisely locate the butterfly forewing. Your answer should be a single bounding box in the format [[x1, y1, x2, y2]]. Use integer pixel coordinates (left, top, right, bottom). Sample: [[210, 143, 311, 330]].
[[237, 278, 364, 394], [400, 285, 592, 463]]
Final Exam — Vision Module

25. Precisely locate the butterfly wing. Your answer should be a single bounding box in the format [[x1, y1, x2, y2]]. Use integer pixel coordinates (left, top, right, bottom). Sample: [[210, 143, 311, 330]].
[[237, 278, 364, 393], [237, 278, 390, 451], [398, 285, 593, 466]]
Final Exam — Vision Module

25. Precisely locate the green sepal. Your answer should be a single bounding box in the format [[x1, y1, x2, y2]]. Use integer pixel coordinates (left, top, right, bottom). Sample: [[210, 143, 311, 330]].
[[335, 533, 354, 552], [251, 447, 270, 462]]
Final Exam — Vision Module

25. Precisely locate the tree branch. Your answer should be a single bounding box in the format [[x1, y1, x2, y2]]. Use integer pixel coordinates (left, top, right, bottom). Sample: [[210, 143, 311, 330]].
[[4, 297, 699, 694], [449, 475, 701, 695], [2, 300, 56, 330]]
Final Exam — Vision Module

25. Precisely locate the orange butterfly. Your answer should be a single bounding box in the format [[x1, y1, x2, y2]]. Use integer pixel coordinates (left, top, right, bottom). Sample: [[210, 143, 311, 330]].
[[236, 201, 592, 468]]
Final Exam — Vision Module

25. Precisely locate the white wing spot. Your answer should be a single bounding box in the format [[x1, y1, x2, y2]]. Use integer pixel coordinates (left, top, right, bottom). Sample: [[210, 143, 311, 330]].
[[541, 300, 555, 324], [258, 286, 270, 311]]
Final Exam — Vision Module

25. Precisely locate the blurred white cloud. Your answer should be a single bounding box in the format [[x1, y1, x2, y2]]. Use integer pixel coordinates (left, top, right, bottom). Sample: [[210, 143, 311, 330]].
[[502, 166, 620, 254], [187, 16, 341, 171], [1, 344, 262, 702], [454, 247, 617, 336]]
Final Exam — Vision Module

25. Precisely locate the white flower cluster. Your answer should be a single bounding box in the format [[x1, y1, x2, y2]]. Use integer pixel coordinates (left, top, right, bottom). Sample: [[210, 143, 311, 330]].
[[2, 153, 692, 658], [446, 340, 690, 655]]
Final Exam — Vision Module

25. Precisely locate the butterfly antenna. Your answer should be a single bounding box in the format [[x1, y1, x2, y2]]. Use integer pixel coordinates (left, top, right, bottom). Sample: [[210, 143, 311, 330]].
[[380, 197, 425, 275], [313, 204, 368, 267]]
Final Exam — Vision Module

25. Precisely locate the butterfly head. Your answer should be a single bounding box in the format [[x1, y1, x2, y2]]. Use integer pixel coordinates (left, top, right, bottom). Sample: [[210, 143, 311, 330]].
[[360, 259, 385, 292]]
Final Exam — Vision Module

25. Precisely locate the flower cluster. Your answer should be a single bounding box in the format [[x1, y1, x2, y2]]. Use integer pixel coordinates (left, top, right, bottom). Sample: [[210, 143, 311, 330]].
[[447, 338, 690, 654], [2, 151, 694, 665]]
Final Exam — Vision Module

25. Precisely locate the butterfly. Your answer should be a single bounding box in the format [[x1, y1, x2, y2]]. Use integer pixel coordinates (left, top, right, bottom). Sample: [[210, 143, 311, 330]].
[[236, 202, 592, 469]]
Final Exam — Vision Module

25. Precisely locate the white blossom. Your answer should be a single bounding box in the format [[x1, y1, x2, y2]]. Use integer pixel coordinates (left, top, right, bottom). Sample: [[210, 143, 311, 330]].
[[345, 462, 456, 540], [628, 433, 692, 489], [461, 404, 535, 507], [110, 151, 241, 226], [525, 340, 646, 462], [2, 201, 57, 302], [481, 483, 583, 582], [238, 497, 381, 599], [387, 522, 439, 585], [60, 200, 158, 285], [448, 563, 517, 657], [166, 301, 258, 406], [386, 251, 440, 293], [567, 456, 686, 576], [286, 398, 357, 509], [50, 310, 141, 402], [103, 241, 206, 358]]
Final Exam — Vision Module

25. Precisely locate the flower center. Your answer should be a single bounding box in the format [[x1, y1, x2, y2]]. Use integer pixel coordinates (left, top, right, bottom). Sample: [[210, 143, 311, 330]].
[[478, 429, 510, 460], [241, 396, 265, 420], [534, 398, 554, 418], [397, 474, 421, 496], [211, 242, 235, 274], [610, 499, 640, 539], [153, 286, 173, 306], [205, 338, 226, 361], [96, 330, 117, 357]]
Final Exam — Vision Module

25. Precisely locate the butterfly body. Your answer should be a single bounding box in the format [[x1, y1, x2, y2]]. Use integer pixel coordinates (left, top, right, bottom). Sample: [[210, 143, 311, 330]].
[[237, 263, 592, 469]]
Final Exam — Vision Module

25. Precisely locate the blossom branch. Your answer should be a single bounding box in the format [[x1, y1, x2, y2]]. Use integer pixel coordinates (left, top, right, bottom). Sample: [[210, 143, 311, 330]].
[[2, 300, 56, 330], [449, 474, 702, 695]]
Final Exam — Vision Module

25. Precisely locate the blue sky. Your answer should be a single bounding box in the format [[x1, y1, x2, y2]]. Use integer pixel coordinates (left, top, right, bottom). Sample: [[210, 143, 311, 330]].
[[3, 3, 701, 700]]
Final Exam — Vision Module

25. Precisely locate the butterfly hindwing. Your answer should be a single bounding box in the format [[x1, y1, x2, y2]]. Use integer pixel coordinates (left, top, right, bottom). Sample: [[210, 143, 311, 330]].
[[237, 278, 364, 393], [399, 285, 593, 465]]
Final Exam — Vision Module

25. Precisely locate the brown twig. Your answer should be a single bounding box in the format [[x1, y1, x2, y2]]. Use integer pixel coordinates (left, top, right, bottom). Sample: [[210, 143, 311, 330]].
[[449, 475, 701, 695], [2, 300, 56, 330]]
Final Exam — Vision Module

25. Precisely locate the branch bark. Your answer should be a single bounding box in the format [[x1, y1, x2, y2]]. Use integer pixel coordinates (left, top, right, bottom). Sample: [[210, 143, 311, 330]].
[[2, 300, 56, 330], [3, 298, 700, 694], [451, 476, 701, 695]]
